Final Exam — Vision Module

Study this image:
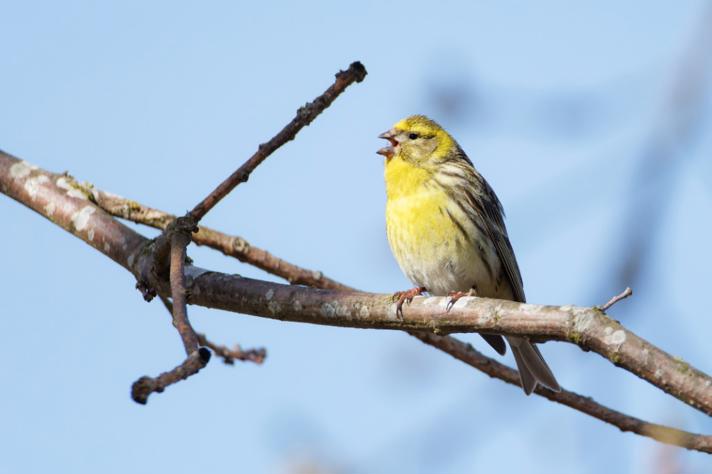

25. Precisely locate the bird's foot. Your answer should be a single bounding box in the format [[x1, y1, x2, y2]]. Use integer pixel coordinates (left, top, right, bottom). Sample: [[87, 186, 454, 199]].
[[392, 287, 426, 318], [446, 288, 477, 312]]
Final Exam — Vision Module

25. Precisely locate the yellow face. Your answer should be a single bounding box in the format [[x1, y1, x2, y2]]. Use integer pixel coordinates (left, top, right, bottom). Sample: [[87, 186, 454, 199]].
[[377, 115, 455, 165]]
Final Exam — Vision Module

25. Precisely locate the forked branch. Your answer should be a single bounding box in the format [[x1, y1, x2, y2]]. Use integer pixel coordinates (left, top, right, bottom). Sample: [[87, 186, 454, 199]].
[[2, 150, 712, 453]]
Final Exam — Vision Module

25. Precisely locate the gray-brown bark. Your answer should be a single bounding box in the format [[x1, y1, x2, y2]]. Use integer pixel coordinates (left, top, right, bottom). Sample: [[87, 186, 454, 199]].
[[3, 149, 712, 453]]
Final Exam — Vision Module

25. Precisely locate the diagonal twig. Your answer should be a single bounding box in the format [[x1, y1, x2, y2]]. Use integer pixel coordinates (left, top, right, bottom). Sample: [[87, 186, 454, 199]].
[[599, 287, 633, 312], [188, 61, 367, 223], [85, 186, 351, 290], [131, 348, 211, 404], [412, 332, 712, 453]]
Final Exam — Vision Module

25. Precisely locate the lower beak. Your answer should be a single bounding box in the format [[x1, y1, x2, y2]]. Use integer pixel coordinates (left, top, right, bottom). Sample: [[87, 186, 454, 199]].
[[377, 130, 397, 158]]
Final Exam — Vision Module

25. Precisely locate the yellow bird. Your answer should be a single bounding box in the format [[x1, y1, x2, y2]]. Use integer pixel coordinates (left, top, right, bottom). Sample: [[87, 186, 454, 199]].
[[378, 115, 560, 394]]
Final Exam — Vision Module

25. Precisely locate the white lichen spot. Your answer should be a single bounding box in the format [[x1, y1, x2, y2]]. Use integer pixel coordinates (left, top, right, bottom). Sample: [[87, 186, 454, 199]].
[[56, 177, 87, 199], [67, 188, 87, 200], [358, 305, 370, 317], [10, 161, 35, 179], [71, 206, 95, 231], [127, 252, 135, 268], [267, 300, 281, 315], [265, 289, 274, 301], [293, 300, 303, 312], [87, 229, 95, 241], [335, 303, 350, 317], [573, 312, 595, 334], [608, 329, 626, 346], [654, 369, 663, 379], [104, 242, 111, 253], [320, 302, 336, 318], [560, 305, 574, 312], [56, 177, 72, 190], [23, 175, 49, 199], [706, 380, 711, 387], [44, 201, 56, 217]]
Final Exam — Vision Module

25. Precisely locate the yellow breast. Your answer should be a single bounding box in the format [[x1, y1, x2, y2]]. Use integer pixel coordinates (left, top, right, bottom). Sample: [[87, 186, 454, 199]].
[[385, 156, 467, 273]]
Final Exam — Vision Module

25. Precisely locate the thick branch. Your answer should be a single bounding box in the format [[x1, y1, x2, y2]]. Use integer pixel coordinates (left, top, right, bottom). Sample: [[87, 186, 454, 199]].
[[3, 150, 712, 452]]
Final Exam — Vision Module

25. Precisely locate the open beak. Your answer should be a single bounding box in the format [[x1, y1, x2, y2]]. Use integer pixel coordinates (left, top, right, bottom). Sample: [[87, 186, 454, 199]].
[[377, 130, 398, 158]]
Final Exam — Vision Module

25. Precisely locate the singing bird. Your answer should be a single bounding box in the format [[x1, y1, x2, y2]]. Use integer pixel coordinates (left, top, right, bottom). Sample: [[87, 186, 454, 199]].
[[378, 115, 560, 394]]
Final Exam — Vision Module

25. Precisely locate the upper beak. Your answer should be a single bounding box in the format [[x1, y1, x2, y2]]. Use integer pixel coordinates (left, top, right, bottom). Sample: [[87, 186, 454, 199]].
[[377, 129, 397, 158]]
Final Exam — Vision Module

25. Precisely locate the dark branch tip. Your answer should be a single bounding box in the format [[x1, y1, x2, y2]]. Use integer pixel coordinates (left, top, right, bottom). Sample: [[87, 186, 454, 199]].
[[348, 61, 367, 82], [198, 347, 212, 364]]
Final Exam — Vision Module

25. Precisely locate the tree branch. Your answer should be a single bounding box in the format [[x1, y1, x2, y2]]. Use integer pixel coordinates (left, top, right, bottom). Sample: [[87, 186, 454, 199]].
[[88, 186, 352, 290], [131, 348, 211, 405], [3, 150, 712, 452], [412, 332, 712, 453], [158, 294, 267, 365], [189, 61, 367, 222]]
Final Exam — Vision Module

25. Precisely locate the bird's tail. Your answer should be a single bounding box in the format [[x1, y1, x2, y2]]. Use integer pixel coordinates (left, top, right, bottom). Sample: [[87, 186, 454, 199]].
[[508, 336, 561, 395]]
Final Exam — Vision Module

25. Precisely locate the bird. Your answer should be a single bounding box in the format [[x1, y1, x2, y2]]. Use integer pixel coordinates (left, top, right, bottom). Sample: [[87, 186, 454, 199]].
[[377, 114, 560, 395]]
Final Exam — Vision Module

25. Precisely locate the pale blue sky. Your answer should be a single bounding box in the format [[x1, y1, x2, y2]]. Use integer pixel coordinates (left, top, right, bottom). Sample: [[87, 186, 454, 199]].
[[2, 1, 712, 473]]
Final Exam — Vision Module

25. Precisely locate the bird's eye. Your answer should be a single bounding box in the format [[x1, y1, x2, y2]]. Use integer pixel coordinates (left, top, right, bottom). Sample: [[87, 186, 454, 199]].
[[408, 133, 419, 140]]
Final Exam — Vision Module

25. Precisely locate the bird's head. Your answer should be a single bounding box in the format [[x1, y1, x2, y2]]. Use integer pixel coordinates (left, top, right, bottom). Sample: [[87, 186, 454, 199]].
[[377, 115, 456, 164]]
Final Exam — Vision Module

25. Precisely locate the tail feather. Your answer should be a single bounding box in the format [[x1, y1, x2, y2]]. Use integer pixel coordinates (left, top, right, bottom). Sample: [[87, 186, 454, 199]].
[[480, 334, 507, 356], [508, 337, 560, 395]]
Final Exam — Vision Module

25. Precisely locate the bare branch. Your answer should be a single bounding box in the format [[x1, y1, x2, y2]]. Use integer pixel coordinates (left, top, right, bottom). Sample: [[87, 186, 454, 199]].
[[412, 332, 712, 453], [158, 295, 267, 365], [89, 187, 352, 290], [599, 287, 633, 312], [3, 150, 712, 452], [189, 61, 367, 223], [131, 348, 211, 405], [168, 218, 200, 355], [196, 334, 267, 365]]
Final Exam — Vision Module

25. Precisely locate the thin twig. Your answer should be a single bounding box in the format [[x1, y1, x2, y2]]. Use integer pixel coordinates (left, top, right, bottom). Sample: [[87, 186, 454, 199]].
[[189, 61, 367, 222], [131, 348, 211, 405], [599, 287, 633, 312], [196, 334, 267, 365], [158, 294, 267, 365], [413, 332, 712, 453], [87, 186, 351, 290], [168, 218, 200, 355]]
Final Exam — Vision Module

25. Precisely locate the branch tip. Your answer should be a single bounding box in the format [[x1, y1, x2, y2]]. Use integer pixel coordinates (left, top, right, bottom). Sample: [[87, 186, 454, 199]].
[[599, 287, 634, 312]]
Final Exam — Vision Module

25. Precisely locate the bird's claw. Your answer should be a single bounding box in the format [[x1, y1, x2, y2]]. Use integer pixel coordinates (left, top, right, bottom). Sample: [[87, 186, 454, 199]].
[[392, 287, 426, 319], [446, 289, 476, 312]]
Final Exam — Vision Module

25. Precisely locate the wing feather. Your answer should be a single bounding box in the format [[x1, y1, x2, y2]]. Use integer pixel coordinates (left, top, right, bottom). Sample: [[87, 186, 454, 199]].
[[441, 148, 526, 303]]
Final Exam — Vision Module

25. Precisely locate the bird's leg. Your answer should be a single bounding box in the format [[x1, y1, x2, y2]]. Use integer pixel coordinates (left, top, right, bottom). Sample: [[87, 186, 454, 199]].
[[392, 286, 426, 318], [446, 288, 477, 312]]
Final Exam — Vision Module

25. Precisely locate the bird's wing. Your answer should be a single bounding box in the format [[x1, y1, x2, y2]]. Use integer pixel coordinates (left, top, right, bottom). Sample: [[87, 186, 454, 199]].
[[446, 147, 526, 303], [468, 173, 526, 303]]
